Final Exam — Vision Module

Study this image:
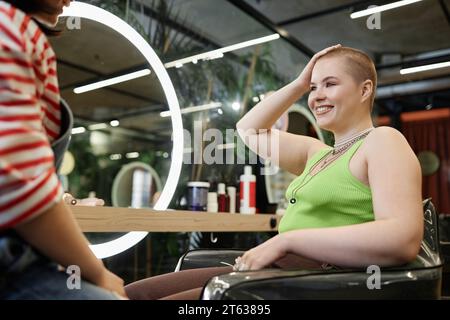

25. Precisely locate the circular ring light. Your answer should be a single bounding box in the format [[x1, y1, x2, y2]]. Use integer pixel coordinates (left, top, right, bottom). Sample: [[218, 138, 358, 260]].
[[61, 2, 184, 258]]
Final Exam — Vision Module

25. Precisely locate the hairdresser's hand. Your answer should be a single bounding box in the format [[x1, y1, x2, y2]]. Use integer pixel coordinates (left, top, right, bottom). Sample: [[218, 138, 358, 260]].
[[63, 193, 105, 206], [95, 268, 128, 299], [296, 44, 342, 92], [77, 197, 105, 206], [233, 234, 288, 271]]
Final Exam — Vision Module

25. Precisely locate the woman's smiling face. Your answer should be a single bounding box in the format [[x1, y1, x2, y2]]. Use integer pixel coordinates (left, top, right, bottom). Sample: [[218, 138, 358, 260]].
[[308, 55, 365, 132]]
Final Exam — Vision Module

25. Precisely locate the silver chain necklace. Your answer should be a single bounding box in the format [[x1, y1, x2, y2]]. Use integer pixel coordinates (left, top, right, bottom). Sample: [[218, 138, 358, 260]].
[[332, 127, 374, 155], [288, 128, 374, 204]]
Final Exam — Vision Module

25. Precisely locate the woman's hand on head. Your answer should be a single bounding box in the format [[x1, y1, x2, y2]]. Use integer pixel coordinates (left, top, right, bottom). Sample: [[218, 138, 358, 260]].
[[296, 44, 342, 91], [233, 234, 289, 271]]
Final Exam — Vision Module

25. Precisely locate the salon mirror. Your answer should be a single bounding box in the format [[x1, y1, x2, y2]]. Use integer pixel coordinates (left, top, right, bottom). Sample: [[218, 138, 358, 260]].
[[264, 104, 325, 213], [50, 16, 175, 244]]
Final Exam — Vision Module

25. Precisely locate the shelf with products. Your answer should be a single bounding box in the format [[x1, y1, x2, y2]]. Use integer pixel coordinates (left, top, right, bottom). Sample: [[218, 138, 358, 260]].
[[72, 206, 280, 232]]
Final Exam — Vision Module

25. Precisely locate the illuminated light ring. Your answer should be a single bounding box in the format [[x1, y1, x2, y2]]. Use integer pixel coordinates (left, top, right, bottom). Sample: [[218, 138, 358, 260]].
[[61, 2, 183, 258]]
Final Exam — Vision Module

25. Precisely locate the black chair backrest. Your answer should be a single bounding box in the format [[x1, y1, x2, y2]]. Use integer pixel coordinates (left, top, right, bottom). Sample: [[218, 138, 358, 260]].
[[51, 99, 73, 173], [422, 198, 441, 261]]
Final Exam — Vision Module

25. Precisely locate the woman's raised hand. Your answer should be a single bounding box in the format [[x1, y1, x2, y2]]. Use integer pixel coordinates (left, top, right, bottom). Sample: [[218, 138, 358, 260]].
[[296, 44, 342, 92]]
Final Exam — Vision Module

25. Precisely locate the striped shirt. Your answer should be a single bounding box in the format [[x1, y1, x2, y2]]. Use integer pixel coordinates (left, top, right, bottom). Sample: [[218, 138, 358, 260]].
[[0, 2, 63, 229]]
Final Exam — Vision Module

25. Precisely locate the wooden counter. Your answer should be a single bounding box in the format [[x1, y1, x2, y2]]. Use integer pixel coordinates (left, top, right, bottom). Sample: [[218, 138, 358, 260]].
[[72, 206, 280, 232]]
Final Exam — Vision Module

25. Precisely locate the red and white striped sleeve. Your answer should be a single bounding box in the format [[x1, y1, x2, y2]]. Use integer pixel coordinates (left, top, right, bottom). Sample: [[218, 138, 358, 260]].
[[0, 5, 63, 229]]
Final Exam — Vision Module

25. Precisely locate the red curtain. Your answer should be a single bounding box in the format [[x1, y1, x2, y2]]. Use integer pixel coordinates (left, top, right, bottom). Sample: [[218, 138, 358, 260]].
[[401, 111, 450, 215]]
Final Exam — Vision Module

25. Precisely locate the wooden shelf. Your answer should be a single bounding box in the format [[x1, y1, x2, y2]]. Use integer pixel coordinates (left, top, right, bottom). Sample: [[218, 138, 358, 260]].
[[72, 206, 280, 232]]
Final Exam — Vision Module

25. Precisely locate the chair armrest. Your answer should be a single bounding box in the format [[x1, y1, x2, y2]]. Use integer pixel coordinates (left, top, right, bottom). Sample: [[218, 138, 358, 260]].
[[202, 265, 442, 300], [175, 249, 244, 271]]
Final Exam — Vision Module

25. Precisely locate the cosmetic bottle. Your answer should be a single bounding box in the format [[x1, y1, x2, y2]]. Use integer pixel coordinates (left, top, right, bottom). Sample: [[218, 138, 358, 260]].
[[207, 192, 218, 213], [239, 166, 256, 214], [227, 186, 236, 213], [132, 169, 151, 208], [217, 183, 229, 212]]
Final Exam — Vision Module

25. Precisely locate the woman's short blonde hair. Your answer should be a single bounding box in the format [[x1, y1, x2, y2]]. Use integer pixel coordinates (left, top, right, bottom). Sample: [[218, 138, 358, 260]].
[[320, 47, 377, 110]]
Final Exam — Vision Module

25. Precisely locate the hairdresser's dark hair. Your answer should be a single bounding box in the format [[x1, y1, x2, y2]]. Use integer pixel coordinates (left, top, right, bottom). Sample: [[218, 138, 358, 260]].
[[4, 0, 41, 13], [4, 0, 62, 36]]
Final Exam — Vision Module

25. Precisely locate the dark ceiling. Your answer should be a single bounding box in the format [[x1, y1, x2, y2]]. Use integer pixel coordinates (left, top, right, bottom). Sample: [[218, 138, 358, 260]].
[[238, 0, 450, 117], [52, 0, 450, 136]]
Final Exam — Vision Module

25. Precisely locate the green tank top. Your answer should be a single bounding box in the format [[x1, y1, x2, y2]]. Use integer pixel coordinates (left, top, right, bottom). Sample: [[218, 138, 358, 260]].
[[278, 139, 374, 233]]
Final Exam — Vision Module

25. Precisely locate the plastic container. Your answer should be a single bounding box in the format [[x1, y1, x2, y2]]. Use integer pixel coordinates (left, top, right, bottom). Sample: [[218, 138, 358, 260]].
[[227, 186, 236, 213], [239, 166, 256, 214], [131, 169, 151, 208], [187, 181, 210, 211], [217, 183, 229, 212], [207, 192, 218, 213]]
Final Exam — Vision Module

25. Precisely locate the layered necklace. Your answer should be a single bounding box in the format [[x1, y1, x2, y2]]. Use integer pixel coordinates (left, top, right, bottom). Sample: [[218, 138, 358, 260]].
[[332, 127, 374, 155], [288, 127, 374, 204], [318, 127, 374, 170]]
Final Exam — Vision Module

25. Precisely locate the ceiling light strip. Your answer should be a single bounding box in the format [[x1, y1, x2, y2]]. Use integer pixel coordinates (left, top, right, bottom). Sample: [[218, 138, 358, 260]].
[[160, 102, 222, 117], [164, 33, 280, 68], [74, 69, 151, 94], [400, 61, 450, 74], [72, 34, 279, 94], [88, 123, 108, 130], [350, 0, 423, 19]]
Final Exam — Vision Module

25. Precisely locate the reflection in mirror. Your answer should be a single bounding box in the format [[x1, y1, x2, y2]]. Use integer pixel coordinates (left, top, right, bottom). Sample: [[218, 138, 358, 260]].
[[112, 162, 162, 208], [264, 104, 325, 215], [50, 17, 173, 244]]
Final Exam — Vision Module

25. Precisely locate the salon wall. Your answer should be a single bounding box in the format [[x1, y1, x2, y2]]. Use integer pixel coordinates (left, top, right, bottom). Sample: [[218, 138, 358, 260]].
[[378, 109, 450, 215], [401, 109, 450, 215]]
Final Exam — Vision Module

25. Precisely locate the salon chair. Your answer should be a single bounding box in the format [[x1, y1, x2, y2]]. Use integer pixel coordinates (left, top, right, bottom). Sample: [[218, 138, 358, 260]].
[[52, 99, 73, 171], [439, 214, 450, 297], [175, 199, 443, 299]]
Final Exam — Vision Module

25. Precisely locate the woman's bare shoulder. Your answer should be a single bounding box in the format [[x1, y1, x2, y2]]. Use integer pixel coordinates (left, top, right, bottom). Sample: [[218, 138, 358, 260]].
[[364, 126, 416, 162], [365, 126, 408, 147], [368, 125, 404, 138]]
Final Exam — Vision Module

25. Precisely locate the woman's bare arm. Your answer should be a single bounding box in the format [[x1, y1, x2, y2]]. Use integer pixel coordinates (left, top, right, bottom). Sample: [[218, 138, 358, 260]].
[[236, 81, 325, 175], [14, 200, 127, 297]]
